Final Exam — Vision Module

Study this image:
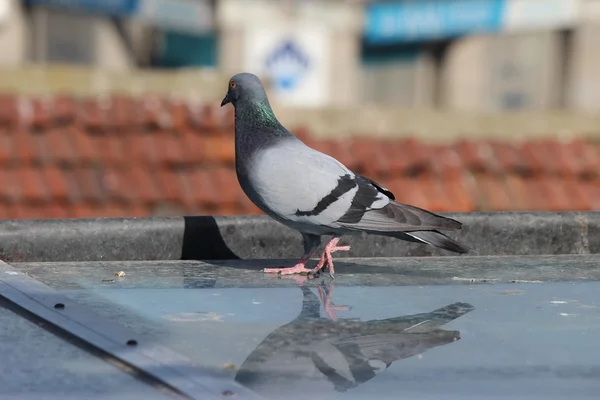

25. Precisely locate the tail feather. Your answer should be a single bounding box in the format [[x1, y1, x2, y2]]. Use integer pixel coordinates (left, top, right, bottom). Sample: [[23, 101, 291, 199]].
[[403, 230, 470, 254]]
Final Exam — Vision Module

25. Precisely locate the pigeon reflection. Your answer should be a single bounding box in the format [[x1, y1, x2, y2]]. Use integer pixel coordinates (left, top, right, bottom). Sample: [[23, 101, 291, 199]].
[[235, 281, 474, 398]]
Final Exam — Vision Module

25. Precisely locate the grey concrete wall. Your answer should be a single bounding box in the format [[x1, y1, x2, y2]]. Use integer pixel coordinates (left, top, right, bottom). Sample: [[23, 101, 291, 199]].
[[0, 0, 29, 66], [485, 30, 563, 111], [443, 31, 564, 112], [441, 36, 488, 111], [0, 212, 598, 263], [566, 22, 600, 113], [216, 0, 364, 107]]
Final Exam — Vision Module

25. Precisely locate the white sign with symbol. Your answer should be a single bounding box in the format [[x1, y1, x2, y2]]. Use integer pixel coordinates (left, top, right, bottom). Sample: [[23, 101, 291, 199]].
[[243, 23, 331, 107]]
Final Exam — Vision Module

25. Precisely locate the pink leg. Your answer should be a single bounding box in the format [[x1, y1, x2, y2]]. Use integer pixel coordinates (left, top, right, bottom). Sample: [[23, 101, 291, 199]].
[[263, 251, 316, 276], [316, 283, 350, 321], [312, 237, 351, 278], [264, 237, 350, 277]]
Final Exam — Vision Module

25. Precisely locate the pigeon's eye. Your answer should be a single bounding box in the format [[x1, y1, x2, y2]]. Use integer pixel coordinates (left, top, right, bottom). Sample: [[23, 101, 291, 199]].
[[229, 81, 236, 88]]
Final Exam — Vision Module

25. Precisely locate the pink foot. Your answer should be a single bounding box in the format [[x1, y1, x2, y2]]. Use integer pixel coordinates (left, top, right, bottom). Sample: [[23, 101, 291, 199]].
[[317, 283, 350, 321], [263, 237, 350, 278], [313, 237, 351, 278], [263, 260, 313, 276]]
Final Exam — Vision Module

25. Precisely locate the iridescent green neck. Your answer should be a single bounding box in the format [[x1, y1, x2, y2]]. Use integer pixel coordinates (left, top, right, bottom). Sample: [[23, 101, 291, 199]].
[[235, 97, 285, 133], [253, 99, 278, 125]]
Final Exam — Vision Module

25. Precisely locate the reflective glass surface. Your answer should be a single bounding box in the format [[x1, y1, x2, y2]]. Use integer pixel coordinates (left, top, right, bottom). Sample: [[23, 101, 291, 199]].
[[18, 260, 600, 400]]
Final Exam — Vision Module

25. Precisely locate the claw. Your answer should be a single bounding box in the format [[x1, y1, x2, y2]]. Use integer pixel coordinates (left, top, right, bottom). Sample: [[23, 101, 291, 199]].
[[263, 237, 350, 277]]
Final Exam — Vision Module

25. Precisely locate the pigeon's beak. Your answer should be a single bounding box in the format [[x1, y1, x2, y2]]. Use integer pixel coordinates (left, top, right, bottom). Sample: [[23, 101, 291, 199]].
[[220, 94, 231, 107]]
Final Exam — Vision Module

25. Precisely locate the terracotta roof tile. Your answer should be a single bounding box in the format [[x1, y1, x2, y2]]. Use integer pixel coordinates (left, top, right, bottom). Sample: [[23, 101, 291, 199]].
[[99, 203, 135, 218], [72, 203, 102, 219], [0, 93, 597, 220], [239, 195, 262, 215], [0, 129, 13, 164], [335, 140, 362, 172], [429, 144, 463, 179], [42, 128, 76, 165], [68, 125, 98, 163], [77, 99, 104, 131], [74, 165, 105, 203], [52, 94, 76, 124], [490, 141, 528, 174], [566, 138, 600, 177], [155, 131, 185, 165], [503, 175, 531, 211], [44, 204, 70, 219], [102, 167, 134, 203], [211, 166, 241, 208], [143, 97, 173, 130], [475, 173, 512, 211], [418, 177, 448, 211], [94, 134, 128, 166], [126, 133, 160, 164], [18, 166, 49, 203], [347, 138, 374, 174], [583, 180, 600, 209], [155, 168, 182, 204], [109, 96, 136, 129], [174, 168, 198, 209], [0, 167, 20, 203], [8, 203, 31, 220], [129, 203, 150, 217], [19, 203, 69, 219], [388, 177, 429, 210], [13, 129, 39, 164], [557, 176, 589, 211], [396, 137, 430, 175], [455, 139, 493, 173], [0, 95, 18, 126], [180, 129, 206, 164], [168, 100, 190, 131], [205, 136, 236, 165], [30, 98, 54, 130], [442, 175, 476, 212], [188, 167, 220, 207], [533, 177, 564, 211], [196, 105, 219, 133], [128, 165, 162, 203], [185, 103, 204, 131], [520, 140, 557, 176], [60, 168, 82, 203], [366, 140, 392, 176], [43, 165, 70, 202]]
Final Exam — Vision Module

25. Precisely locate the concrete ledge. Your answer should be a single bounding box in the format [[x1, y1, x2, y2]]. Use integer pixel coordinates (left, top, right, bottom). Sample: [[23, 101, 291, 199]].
[[14, 254, 600, 286], [0, 212, 598, 263]]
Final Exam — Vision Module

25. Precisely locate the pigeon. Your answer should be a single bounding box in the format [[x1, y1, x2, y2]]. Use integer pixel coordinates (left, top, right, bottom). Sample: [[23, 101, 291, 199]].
[[221, 72, 469, 278], [235, 281, 474, 399]]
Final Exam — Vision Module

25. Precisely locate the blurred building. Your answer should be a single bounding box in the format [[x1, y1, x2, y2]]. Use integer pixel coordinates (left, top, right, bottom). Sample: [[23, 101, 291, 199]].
[[1, 0, 600, 112]]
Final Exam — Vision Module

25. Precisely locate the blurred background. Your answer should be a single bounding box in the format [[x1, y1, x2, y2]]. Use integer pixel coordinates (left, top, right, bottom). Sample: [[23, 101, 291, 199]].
[[0, 0, 598, 220]]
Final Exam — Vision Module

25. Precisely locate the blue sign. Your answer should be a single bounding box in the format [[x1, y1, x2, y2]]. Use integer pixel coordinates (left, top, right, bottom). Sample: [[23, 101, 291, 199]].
[[365, 0, 506, 44], [265, 40, 310, 91], [25, 0, 139, 16]]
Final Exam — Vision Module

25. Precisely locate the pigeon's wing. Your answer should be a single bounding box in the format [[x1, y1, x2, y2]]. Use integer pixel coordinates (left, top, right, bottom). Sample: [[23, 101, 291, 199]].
[[250, 141, 464, 238], [249, 141, 390, 228]]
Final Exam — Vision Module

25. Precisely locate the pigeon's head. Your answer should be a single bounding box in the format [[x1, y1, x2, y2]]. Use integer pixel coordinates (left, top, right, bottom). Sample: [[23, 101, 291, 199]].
[[221, 73, 268, 107]]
